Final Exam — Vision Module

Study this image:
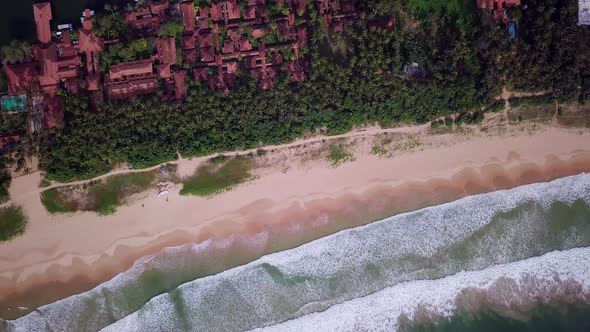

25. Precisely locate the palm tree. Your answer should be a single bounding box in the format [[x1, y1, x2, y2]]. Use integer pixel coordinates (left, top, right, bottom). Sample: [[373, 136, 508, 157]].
[[1, 40, 33, 65]]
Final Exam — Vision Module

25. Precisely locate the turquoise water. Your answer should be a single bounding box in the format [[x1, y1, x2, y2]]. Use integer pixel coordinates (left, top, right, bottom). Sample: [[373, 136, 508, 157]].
[[3, 174, 590, 331]]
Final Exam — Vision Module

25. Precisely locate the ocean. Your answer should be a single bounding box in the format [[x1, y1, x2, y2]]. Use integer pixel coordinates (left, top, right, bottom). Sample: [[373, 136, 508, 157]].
[[2, 174, 590, 331]]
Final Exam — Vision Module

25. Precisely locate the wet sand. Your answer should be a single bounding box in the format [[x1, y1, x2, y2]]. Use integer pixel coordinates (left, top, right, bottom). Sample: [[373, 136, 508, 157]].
[[1, 125, 589, 319]]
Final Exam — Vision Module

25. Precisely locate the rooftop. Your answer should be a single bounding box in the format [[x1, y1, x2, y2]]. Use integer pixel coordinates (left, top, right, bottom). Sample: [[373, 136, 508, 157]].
[[33, 2, 53, 44], [108, 59, 154, 81], [580, 0, 590, 25]]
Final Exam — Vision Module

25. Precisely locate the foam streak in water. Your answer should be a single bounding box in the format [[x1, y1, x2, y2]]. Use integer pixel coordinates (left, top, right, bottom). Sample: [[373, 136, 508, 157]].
[[4, 174, 590, 332], [254, 247, 590, 332]]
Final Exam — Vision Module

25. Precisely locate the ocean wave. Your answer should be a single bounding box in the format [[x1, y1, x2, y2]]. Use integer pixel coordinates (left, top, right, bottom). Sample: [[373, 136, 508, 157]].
[[4, 174, 590, 332], [254, 247, 590, 332]]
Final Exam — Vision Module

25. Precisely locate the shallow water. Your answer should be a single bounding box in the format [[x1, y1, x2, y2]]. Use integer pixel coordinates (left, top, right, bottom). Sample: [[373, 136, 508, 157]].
[[3, 174, 590, 331]]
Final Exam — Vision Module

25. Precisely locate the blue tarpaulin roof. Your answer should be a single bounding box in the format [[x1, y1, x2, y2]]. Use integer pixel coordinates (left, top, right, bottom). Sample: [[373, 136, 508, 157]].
[[508, 22, 517, 40]]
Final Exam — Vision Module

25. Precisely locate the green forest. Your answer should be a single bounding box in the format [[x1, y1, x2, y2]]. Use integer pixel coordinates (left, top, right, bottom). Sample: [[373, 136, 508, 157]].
[[1, 0, 589, 189]]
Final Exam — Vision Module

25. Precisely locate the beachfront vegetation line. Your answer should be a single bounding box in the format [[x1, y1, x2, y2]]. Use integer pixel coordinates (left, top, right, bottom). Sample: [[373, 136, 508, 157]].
[[41, 189, 74, 214], [41, 172, 157, 215], [0, 0, 585, 191], [0, 205, 27, 242], [180, 157, 254, 197], [327, 144, 355, 166]]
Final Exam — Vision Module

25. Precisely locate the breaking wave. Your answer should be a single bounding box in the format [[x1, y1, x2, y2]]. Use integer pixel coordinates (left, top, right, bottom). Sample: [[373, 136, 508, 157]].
[[3, 174, 590, 332]]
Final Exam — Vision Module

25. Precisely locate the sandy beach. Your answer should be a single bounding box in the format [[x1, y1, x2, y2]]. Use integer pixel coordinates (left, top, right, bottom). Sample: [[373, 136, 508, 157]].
[[1, 122, 590, 318]]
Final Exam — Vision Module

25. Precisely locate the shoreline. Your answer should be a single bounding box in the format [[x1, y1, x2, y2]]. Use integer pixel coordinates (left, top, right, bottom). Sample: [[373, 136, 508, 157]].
[[1, 124, 590, 319]]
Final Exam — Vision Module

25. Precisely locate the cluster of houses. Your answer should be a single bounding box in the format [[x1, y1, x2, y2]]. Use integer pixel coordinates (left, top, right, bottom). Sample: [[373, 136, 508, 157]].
[[0, 0, 359, 134], [476, 0, 521, 21], [3, 0, 556, 150]]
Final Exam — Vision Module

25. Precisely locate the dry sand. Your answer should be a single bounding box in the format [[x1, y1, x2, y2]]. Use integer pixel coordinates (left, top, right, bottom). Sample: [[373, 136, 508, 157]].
[[1, 122, 589, 318]]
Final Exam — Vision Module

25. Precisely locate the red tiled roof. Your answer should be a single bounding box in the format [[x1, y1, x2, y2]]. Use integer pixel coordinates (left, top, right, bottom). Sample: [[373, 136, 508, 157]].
[[477, 0, 520, 9], [244, 6, 257, 20], [477, 0, 521, 20], [158, 64, 172, 79], [124, 8, 161, 30], [224, 62, 239, 74], [228, 27, 242, 41], [86, 73, 100, 91], [200, 47, 215, 62], [210, 2, 223, 21], [155, 37, 178, 65], [225, 0, 241, 20], [181, 1, 196, 31], [173, 70, 188, 100], [107, 76, 159, 99], [150, 1, 170, 15], [36, 45, 58, 93], [251, 28, 267, 39], [197, 8, 210, 30], [182, 34, 196, 49], [193, 67, 209, 81], [43, 95, 64, 128], [79, 28, 104, 54], [198, 30, 214, 48], [33, 2, 53, 44], [183, 48, 197, 65], [108, 59, 154, 80], [82, 9, 93, 30], [6, 63, 38, 95], [239, 38, 253, 51]]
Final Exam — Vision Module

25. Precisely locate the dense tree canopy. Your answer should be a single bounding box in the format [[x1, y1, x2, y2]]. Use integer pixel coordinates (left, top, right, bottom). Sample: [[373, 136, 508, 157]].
[[0, 0, 587, 185], [0, 40, 33, 65], [92, 13, 130, 40]]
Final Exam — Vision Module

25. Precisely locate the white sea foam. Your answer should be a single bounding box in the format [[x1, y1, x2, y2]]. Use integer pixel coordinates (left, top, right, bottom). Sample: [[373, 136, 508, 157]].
[[98, 174, 590, 332], [254, 247, 590, 332], [5, 174, 590, 332]]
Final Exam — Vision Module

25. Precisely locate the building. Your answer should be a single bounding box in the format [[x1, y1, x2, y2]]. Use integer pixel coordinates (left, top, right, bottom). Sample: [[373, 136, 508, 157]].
[[105, 60, 160, 99], [33, 2, 53, 44], [4, 0, 357, 117], [580, 0, 590, 25], [5, 63, 38, 95], [315, 0, 357, 30], [477, 0, 521, 21], [123, 1, 170, 32]]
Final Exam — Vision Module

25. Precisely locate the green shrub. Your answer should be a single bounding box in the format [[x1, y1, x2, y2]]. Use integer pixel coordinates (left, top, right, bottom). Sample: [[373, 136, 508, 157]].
[[486, 102, 505, 113], [180, 157, 254, 196], [41, 189, 74, 214], [509, 95, 555, 108], [0, 169, 10, 204], [371, 144, 388, 157], [327, 144, 354, 166], [0, 205, 27, 242], [90, 173, 155, 215], [41, 172, 156, 215]]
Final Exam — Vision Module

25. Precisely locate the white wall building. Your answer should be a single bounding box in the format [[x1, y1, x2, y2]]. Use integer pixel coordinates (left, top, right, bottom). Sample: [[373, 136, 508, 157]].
[[580, 0, 590, 25]]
